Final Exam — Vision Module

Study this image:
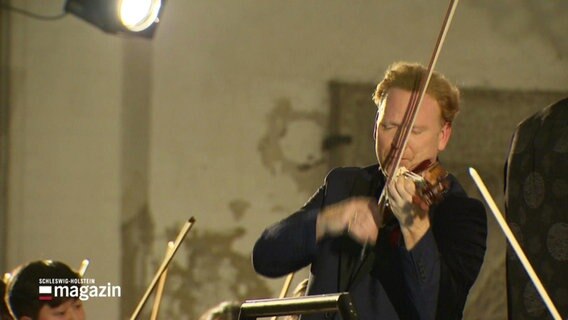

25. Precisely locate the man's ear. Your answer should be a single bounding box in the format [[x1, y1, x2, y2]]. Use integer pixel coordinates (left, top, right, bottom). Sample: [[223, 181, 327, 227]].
[[437, 122, 452, 151]]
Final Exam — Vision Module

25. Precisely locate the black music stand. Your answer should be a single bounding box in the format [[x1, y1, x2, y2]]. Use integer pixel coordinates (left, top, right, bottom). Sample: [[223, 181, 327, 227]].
[[238, 292, 358, 320]]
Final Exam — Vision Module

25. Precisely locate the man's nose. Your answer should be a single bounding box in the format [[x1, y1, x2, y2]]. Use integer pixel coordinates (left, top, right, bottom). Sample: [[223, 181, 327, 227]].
[[403, 141, 415, 157]]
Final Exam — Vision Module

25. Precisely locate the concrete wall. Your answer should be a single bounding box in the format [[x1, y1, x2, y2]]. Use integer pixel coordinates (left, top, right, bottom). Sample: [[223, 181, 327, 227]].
[[6, 3, 122, 319], [4, 1, 567, 319]]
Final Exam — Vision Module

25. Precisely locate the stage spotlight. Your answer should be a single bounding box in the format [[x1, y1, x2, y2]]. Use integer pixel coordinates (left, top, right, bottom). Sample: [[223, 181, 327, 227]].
[[64, 0, 164, 38]]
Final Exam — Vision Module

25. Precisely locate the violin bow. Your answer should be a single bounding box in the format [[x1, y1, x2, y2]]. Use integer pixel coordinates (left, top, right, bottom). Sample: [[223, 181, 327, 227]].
[[129, 217, 196, 320], [469, 168, 562, 320], [378, 0, 460, 221], [269, 272, 296, 320], [78, 259, 90, 277], [382, 0, 460, 184], [150, 241, 175, 320]]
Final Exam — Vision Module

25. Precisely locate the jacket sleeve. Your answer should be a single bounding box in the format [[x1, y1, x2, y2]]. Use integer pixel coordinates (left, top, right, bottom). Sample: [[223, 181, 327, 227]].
[[252, 184, 326, 278], [432, 196, 487, 319], [399, 229, 441, 320]]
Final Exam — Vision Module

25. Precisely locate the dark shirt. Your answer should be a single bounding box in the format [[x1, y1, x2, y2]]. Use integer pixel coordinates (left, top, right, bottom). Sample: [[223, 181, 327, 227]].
[[253, 165, 487, 320]]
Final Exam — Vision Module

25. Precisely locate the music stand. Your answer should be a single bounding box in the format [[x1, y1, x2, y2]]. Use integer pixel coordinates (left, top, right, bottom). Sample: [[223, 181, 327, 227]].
[[238, 292, 358, 320]]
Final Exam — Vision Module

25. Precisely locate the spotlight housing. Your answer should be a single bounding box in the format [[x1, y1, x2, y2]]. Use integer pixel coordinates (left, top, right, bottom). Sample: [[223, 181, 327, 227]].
[[64, 0, 164, 38]]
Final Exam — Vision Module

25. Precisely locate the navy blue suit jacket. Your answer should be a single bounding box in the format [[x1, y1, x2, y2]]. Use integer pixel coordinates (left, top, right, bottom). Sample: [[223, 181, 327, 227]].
[[253, 165, 487, 320]]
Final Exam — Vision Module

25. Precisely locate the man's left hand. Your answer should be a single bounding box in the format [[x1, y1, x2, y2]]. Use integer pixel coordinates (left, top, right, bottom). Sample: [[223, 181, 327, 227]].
[[387, 170, 431, 250]]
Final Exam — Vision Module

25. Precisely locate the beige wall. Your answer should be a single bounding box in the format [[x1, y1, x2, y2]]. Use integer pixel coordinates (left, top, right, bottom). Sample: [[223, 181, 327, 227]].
[[5, 1, 567, 319], [6, 4, 122, 319]]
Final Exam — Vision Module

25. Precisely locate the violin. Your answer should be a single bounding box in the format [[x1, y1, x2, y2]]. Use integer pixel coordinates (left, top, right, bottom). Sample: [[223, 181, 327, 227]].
[[399, 159, 450, 210], [380, 158, 450, 225]]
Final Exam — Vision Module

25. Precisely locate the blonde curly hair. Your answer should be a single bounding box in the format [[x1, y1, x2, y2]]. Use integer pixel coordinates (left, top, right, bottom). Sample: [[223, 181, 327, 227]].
[[373, 61, 460, 124]]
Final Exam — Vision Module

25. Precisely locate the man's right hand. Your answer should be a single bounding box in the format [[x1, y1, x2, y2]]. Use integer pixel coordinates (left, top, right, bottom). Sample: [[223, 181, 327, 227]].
[[316, 197, 382, 244]]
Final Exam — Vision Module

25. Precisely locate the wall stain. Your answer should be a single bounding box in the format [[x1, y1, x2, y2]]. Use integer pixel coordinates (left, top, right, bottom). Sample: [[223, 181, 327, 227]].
[[257, 98, 328, 194], [228, 199, 250, 221]]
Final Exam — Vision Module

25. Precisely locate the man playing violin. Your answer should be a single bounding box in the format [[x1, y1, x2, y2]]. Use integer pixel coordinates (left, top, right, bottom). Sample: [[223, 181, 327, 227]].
[[252, 62, 487, 320]]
